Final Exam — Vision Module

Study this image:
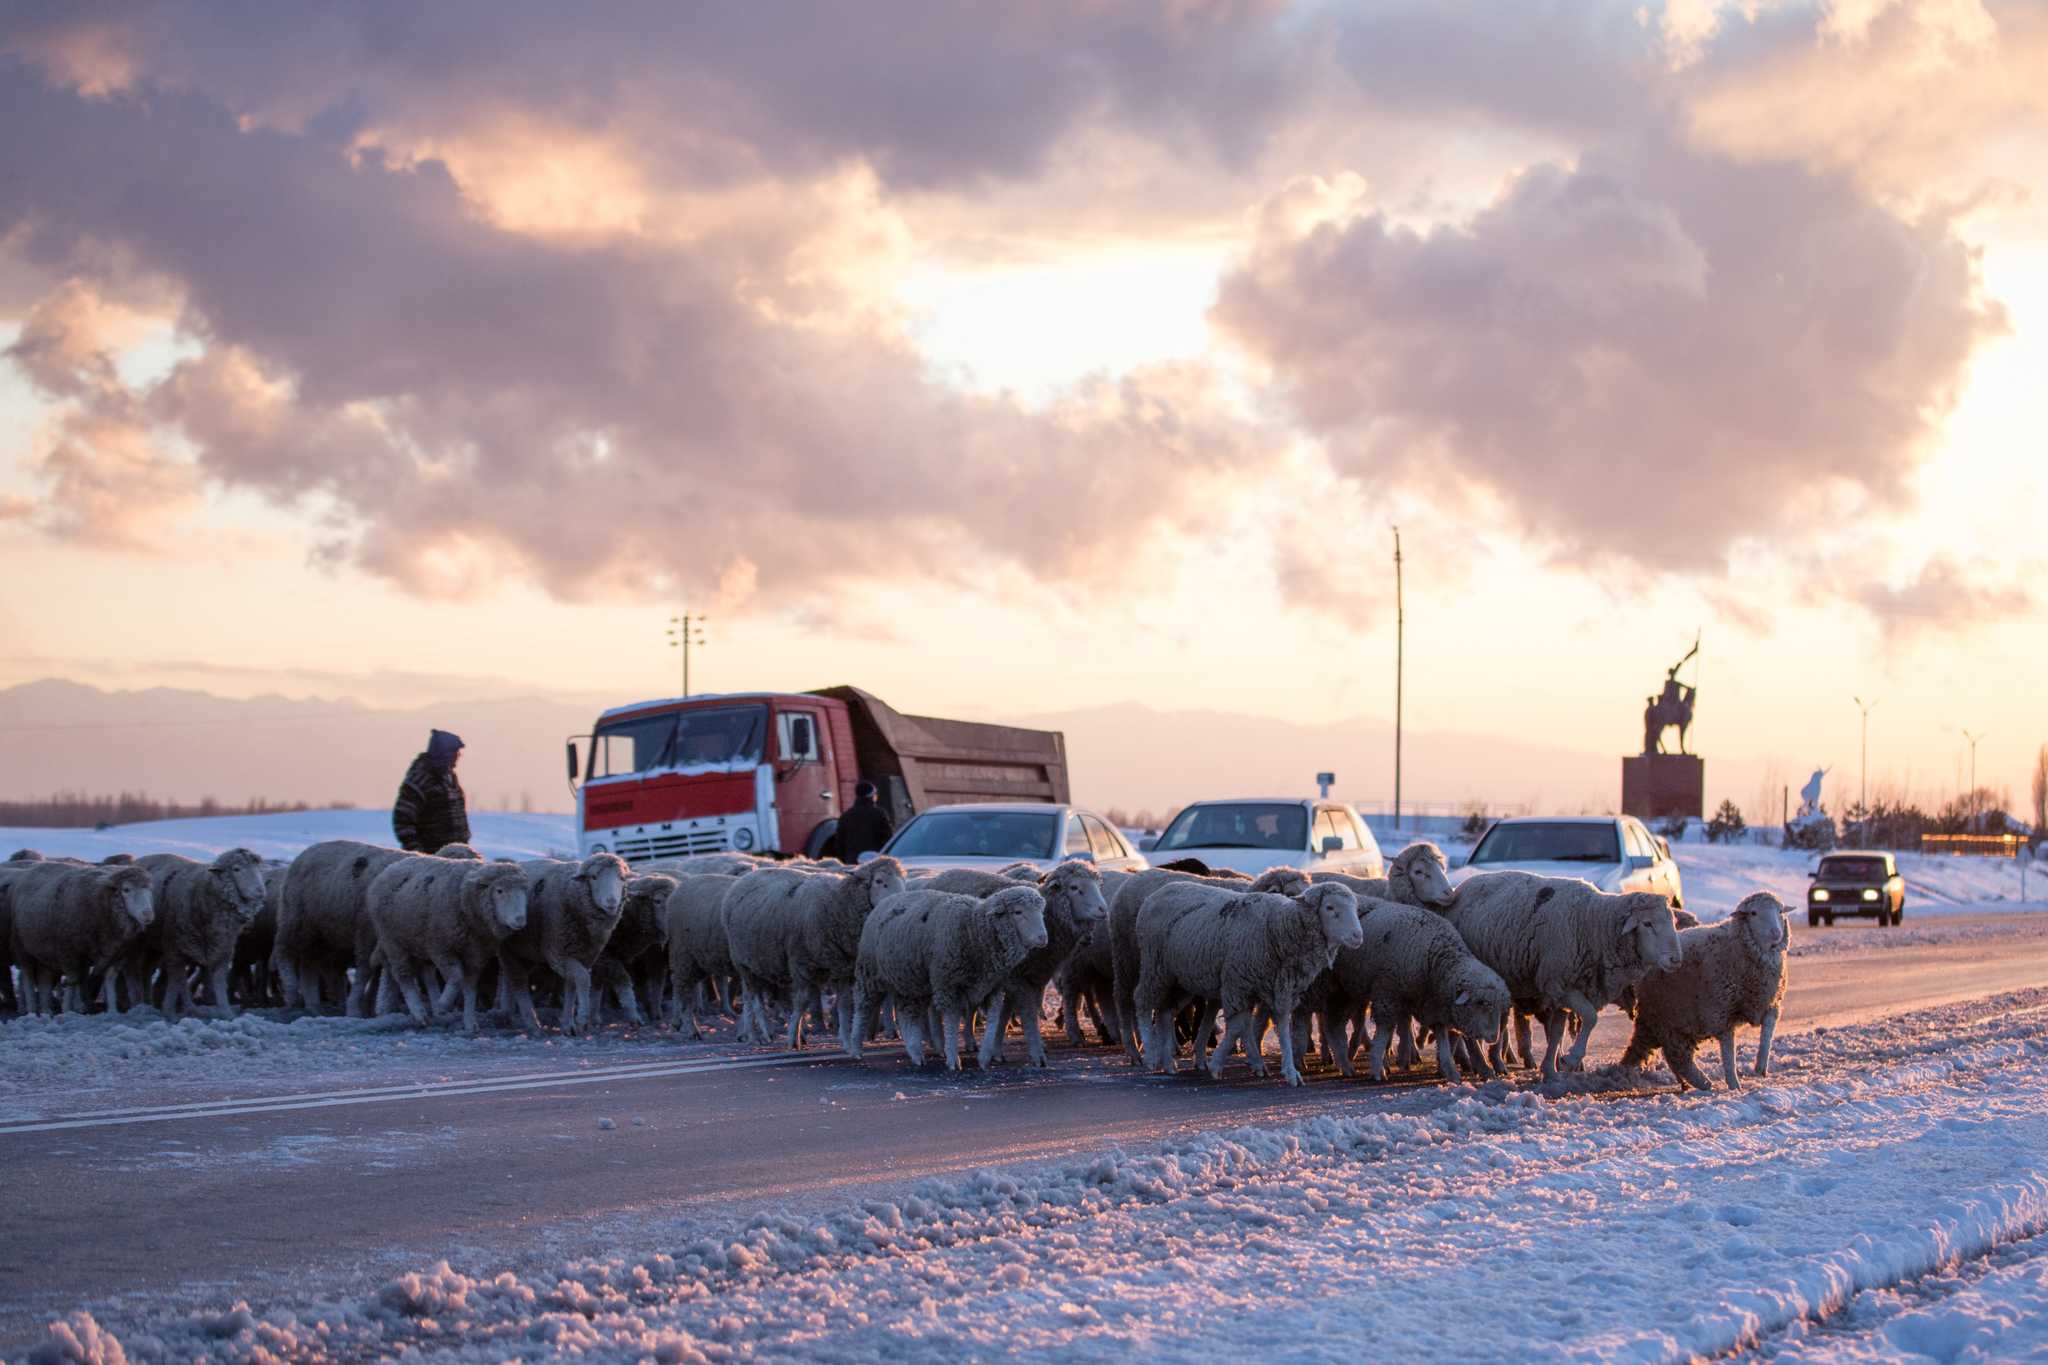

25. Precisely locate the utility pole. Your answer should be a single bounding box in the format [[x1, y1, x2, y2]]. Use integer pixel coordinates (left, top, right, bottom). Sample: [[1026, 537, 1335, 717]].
[[667, 610, 707, 696], [1854, 695, 1879, 818], [1392, 525, 1404, 835], [1963, 729, 1985, 823]]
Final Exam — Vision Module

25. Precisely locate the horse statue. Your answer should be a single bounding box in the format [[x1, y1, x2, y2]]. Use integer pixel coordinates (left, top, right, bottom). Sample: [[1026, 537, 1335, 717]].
[[1641, 635, 1700, 755], [1798, 767, 1829, 818]]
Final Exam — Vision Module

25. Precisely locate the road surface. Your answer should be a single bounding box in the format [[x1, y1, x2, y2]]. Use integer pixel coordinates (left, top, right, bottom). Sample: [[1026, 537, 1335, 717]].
[[3, 912, 2046, 1348]]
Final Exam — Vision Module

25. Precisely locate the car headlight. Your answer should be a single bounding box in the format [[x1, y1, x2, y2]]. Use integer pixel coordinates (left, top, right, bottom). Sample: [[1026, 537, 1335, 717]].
[[1862, 888, 1879, 902], [733, 827, 755, 850], [1811, 888, 1829, 902]]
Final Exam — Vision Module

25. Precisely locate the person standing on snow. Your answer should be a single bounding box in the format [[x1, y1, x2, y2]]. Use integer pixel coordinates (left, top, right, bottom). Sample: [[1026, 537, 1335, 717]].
[[831, 780, 894, 863], [392, 728, 471, 852]]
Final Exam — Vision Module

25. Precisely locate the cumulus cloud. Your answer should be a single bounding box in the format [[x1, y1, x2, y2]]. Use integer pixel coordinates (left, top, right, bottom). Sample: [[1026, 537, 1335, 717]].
[[1857, 558, 2034, 634], [1211, 129, 2004, 574]]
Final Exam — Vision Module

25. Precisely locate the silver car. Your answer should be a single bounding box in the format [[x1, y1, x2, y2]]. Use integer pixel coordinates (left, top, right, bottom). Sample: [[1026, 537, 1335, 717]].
[[877, 802, 1149, 874], [1144, 798, 1385, 879], [1458, 815, 1686, 910]]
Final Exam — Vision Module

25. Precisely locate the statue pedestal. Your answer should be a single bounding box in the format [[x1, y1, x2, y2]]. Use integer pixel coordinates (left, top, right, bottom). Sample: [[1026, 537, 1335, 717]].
[[1622, 754, 1703, 822]]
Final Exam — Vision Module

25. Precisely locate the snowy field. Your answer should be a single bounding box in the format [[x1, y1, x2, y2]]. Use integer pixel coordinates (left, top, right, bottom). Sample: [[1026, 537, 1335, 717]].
[[16, 988, 2048, 1362], [0, 809, 579, 864]]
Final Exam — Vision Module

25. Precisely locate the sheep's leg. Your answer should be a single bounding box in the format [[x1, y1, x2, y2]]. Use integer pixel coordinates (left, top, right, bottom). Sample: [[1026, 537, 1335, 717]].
[[1664, 1042, 1713, 1093], [1435, 1029, 1463, 1084], [390, 960, 433, 1027], [1394, 1018, 1420, 1069], [785, 981, 811, 1050], [1192, 1007, 1222, 1071], [1207, 1012, 1249, 1080], [848, 985, 873, 1061], [1538, 1009, 1569, 1080], [1754, 1007, 1779, 1078], [1275, 1005, 1303, 1086], [1559, 994, 1602, 1072], [976, 991, 1010, 1069], [675, 970, 706, 1040], [208, 964, 235, 1019], [1514, 1009, 1535, 1069], [502, 959, 543, 1035], [1367, 1006, 1398, 1082], [1114, 971, 1144, 1066], [432, 973, 462, 1015], [942, 1009, 968, 1072], [1143, 1007, 1174, 1074], [1718, 1030, 1740, 1090], [557, 960, 594, 1036], [1062, 986, 1088, 1047], [612, 976, 645, 1028], [1019, 997, 1050, 1067], [900, 1007, 928, 1067], [834, 992, 855, 1054]]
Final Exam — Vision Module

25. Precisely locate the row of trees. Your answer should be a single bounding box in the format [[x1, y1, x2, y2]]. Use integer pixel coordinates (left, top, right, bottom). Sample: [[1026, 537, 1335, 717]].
[[0, 791, 351, 829]]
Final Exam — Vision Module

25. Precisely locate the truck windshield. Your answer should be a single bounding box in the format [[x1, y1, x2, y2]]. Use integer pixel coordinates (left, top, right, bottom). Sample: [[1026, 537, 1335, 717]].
[[889, 810, 1060, 860], [586, 705, 767, 780], [1469, 822, 1620, 864], [1155, 803, 1307, 853]]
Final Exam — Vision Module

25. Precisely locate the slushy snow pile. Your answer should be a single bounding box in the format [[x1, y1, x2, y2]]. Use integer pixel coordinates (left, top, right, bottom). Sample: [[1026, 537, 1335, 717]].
[[22, 989, 2048, 1363]]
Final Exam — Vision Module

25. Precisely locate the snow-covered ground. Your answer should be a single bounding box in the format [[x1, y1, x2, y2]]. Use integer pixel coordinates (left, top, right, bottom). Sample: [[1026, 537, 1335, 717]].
[[0, 809, 578, 864], [18, 988, 2048, 1362]]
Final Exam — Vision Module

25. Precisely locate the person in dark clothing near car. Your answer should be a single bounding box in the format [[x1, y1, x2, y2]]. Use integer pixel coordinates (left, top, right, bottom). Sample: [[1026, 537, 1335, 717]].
[[392, 728, 471, 852], [831, 780, 894, 863]]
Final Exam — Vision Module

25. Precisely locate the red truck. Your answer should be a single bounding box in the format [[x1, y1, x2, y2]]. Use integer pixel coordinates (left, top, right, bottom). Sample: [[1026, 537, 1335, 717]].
[[566, 685, 1071, 862]]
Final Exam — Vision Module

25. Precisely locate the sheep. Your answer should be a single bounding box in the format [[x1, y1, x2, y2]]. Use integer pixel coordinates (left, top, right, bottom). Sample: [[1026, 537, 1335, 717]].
[[7, 849, 45, 862], [128, 849, 269, 1019], [1107, 864, 1309, 1064], [850, 886, 1049, 1070], [274, 840, 415, 1015], [723, 857, 908, 1051], [0, 864, 25, 1013], [228, 862, 289, 1007], [1620, 891, 1791, 1092], [6, 860, 154, 1014], [1323, 900, 1511, 1082], [1445, 872, 1682, 1080], [433, 843, 484, 860], [1134, 881, 1362, 1085], [924, 860, 1110, 1067], [592, 873, 677, 1026], [1311, 841, 1456, 910], [364, 854, 529, 1033], [496, 853, 630, 1035], [665, 874, 751, 1039], [640, 852, 764, 879]]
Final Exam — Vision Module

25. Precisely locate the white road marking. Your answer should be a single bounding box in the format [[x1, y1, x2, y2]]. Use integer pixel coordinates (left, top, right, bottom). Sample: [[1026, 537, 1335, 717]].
[[0, 1049, 872, 1136]]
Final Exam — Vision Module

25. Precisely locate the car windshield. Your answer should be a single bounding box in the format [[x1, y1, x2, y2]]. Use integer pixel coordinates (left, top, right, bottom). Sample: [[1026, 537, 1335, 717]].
[[1155, 803, 1308, 853], [1469, 821, 1621, 865], [1819, 856, 1888, 880], [587, 705, 767, 779], [888, 810, 1060, 860]]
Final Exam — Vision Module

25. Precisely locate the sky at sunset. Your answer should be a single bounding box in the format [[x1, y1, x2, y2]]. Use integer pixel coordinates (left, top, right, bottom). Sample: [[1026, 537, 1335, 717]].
[[1, 1, 2044, 818]]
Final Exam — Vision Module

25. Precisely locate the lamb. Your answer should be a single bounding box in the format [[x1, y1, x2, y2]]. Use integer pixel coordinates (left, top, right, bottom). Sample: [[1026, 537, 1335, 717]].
[[365, 854, 530, 1033], [1133, 882, 1363, 1085], [6, 860, 154, 1014], [1107, 864, 1309, 1064], [1621, 891, 1791, 1092], [924, 860, 1109, 1067], [498, 853, 631, 1035], [592, 873, 677, 1025], [1323, 900, 1511, 1082], [129, 849, 269, 1018], [665, 874, 750, 1039], [273, 840, 415, 1015], [850, 886, 1049, 1070], [1446, 872, 1682, 1080], [723, 857, 907, 1050]]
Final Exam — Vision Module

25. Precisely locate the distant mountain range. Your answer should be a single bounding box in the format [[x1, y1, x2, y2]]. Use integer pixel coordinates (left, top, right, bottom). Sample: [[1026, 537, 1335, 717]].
[[0, 679, 1617, 819]]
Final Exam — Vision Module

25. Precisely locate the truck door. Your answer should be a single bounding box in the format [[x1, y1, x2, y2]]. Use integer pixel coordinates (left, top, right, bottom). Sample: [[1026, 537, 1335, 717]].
[[774, 706, 836, 857]]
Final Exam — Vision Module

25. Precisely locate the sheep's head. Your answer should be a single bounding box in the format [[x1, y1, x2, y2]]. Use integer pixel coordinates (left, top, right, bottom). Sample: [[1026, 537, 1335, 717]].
[[1730, 891, 1790, 955], [1619, 893, 1682, 972], [1301, 882, 1363, 954], [626, 875, 678, 946], [1392, 842, 1454, 909], [1249, 866, 1310, 898], [469, 863, 530, 937], [1040, 859, 1107, 925], [986, 886, 1049, 960], [853, 855, 908, 908], [577, 853, 630, 915], [6, 848, 42, 862], [211, 847, 269, 921], [101, 865, 154, 930], [1448, 962, 1510, 1043]]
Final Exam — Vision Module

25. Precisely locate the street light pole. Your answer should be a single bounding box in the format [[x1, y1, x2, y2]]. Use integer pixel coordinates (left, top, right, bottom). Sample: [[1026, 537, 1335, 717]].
[[1853, 695, 1879, 818], [1962, 729, 1985, 821], [1392, 525, 1404, 835]]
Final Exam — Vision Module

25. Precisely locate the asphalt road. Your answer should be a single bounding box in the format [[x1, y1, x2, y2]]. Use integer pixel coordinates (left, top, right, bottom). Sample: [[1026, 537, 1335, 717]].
[[5, 912, 2046, 1348]]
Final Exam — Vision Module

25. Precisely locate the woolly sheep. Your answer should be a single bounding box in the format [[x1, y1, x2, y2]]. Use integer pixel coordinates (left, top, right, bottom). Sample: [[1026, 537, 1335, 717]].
[[230, 862, 289, 1007], [498, 853, 631, 1035], [433, 843, 484, 860], [1324, 900, 1511, 1082], [1311, 841, 1456, 911], [1107, 864, 1309, 1064], [724, 857, 908, 1050], [1621, 891, 1791, 1092], [665, 874, 752, 1039], [274, 840, 414, 1015], [925, 860, 1110, 1067], [1133, 882, 1363, 1085], [592, 873, 677, 1026], [640, 852, 765, 879], [7, 848, 44, 862], [6, 860, 154, 1014], [1446, 872, 1681, 1079], [850, 886, 1049, 1070], [0, 862, 27, 1012], [365, 854, 529, 1033], [130, 849, 269, 1019]]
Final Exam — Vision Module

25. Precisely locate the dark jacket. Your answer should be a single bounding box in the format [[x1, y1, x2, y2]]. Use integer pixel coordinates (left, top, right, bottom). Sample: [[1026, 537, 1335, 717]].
[[392, 752, 470, 853], [831, 795, 894, 864]]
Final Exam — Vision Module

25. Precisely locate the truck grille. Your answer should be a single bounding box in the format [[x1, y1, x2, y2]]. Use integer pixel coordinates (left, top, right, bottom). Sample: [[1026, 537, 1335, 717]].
[[610, 828, 731, 861]]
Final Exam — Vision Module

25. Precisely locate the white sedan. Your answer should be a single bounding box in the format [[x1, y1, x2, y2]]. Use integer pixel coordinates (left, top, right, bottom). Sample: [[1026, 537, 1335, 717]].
[[874, 802, 1149, 874], [1143, 798, 1385, 879], [1457, 815, 1686, 910]]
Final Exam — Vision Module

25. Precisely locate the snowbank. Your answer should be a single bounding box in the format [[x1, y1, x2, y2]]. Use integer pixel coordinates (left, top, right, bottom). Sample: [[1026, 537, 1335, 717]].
[[0, 809, 577, 864]]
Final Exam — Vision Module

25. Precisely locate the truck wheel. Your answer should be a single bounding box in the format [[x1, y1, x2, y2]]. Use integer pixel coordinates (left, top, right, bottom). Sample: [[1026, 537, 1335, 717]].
[[802, 819, 839, 860]]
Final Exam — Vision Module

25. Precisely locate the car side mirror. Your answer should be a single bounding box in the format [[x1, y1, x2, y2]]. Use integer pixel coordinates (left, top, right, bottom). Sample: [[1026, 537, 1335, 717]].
[[565, 740, 579, 785], [1628, 854, 1656, 871], [1321, 836, 1344, 854]]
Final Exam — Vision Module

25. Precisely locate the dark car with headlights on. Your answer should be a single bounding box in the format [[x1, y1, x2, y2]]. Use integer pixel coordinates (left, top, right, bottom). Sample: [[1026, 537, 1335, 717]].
[[1807, 851, 1905, 928]]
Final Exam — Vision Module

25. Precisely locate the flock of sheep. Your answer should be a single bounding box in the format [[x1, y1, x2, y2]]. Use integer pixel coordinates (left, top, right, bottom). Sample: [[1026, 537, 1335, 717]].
[[0, 833, 1791, 1093]]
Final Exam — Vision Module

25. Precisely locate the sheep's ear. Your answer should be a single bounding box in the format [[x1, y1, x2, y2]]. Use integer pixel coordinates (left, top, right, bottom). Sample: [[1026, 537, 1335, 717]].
[[1454, 989, 1471, 1005], [1730, 903, 1754, 920]]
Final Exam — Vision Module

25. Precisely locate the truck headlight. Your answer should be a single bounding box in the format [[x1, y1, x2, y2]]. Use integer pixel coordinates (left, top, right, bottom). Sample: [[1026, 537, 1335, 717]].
[[1862, 888, 1879, 902], [1811, 888, 1829, 902], [733, 828, 755, 850], [592, 843, 608, 854]]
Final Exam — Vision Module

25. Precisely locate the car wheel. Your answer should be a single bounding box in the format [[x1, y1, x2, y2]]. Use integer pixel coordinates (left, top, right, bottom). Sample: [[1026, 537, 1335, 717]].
[[1893, 905, 1904, 926], [1807, 910, 1820, 929], [1824, 913, 1836, 927], [1877, 907, 1892, 928]]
